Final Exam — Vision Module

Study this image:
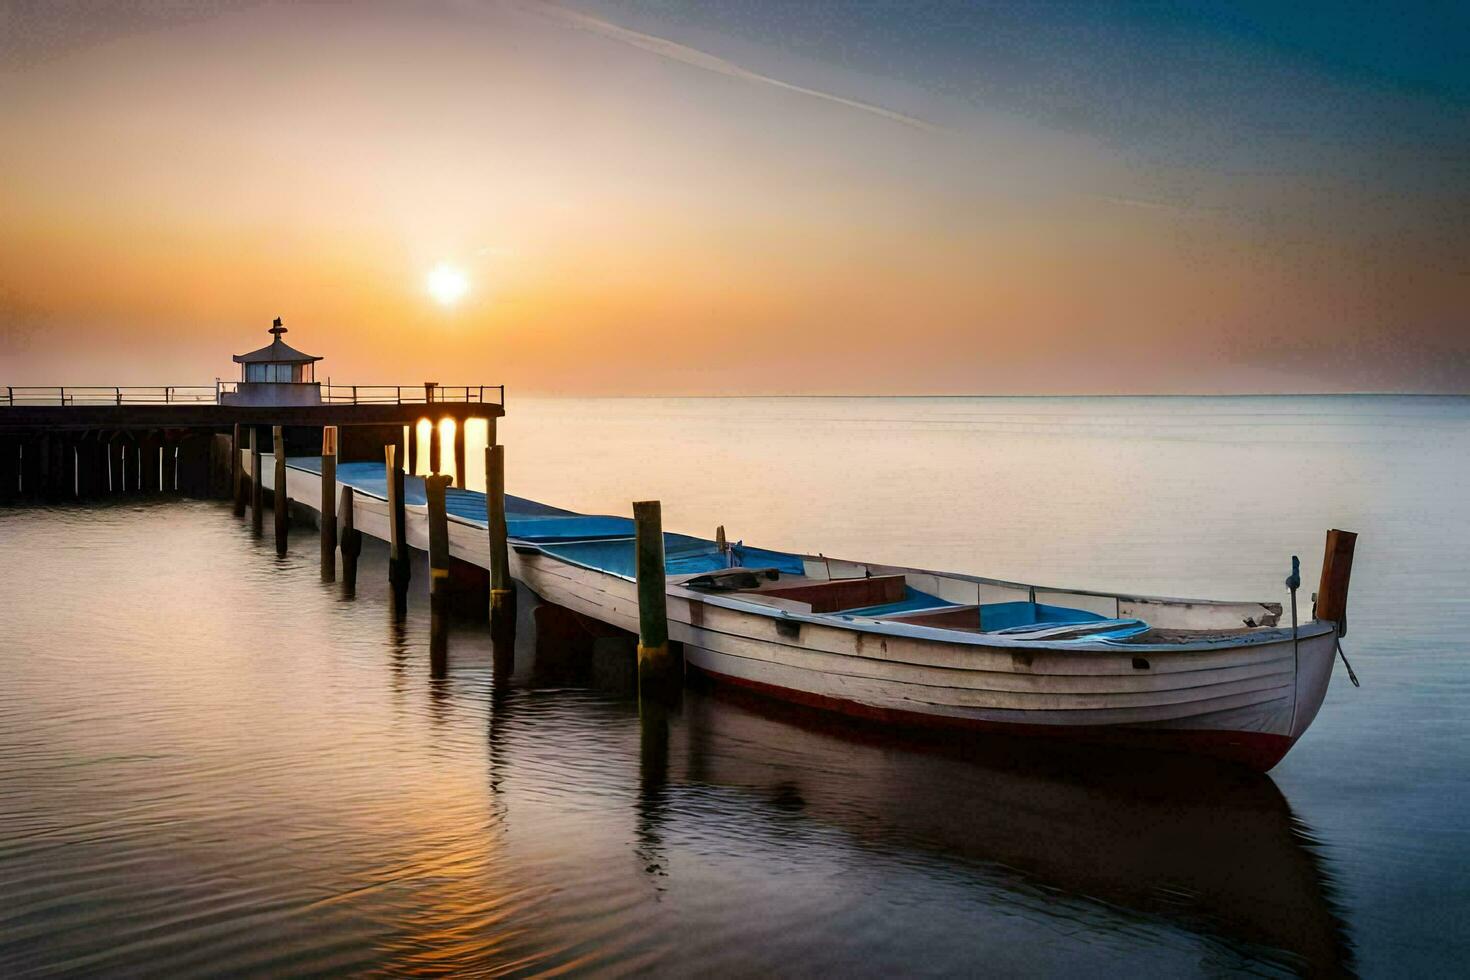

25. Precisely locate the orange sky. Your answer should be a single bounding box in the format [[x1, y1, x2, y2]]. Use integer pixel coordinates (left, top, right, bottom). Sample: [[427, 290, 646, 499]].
[[2, 1, 1466, 393]]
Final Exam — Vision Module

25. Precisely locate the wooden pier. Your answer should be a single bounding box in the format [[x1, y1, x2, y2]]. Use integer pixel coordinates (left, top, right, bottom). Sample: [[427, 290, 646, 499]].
[[0, 384, 502, 502]]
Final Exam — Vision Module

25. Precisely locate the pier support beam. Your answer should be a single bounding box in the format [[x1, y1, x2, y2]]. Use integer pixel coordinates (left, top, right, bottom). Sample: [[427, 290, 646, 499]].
[[162, 433, 179, 492], [74, 434, 97, 498], [61, 435, 78, 499], [634, 500, 680, 701], [250, 427, 263, 533], [452, 421, 466, 488], [272, 425, 288, 555], [429, 418, 442, 477], [38, 434, 55, 499], [107, 434, 124, 495], [232, 423, 245, 515], [320, 426, 337, 580], [141, 430, 162, 493], [426, 473, 453, 677], [386, 444, 410, 612], [91, 435, 110, 497], [0, 436, 19, 502], [406, 420, 418, 476], [339, 485, 362, 594]]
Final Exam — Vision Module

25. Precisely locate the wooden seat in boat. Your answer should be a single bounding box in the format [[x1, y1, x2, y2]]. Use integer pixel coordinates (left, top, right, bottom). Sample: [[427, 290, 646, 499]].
[[742, 574, 907, 614]]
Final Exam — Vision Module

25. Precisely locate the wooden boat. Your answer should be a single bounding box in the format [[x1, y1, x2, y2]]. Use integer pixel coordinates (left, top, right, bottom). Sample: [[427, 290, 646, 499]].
[[275, 459, 1356, 772]]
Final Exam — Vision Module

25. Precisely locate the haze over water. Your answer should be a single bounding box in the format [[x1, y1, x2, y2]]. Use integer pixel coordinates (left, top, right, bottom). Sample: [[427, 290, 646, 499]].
[[2, 395, 1467, 975]]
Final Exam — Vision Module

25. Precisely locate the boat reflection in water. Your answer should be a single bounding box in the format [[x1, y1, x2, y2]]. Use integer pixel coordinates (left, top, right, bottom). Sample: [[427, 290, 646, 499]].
[[633, 674, 1355, 975], [425, 596, 1358, 975]]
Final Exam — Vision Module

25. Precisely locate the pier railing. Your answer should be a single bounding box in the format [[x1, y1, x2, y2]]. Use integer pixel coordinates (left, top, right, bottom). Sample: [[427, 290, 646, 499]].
[[4, 384, 505, 407], [318, 384, 505, 406], [5, 386, 221, 406]]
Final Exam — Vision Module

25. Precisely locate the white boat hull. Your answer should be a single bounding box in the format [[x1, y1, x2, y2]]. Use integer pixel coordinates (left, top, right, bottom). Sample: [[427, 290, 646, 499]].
[[267, 458, 1340, 771]]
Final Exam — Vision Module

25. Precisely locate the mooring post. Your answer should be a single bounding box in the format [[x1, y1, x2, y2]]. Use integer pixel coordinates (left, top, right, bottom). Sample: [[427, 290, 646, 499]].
[[339, 485, 362, 593], [634, 500, 678, 700], [486, 444, 514, 621], [232, 423, 245, 516], [250, 427, 263, 533], [320, 426, 338, 581], [452, 421, 466, 488], [406, 419, 418, 476], [386, 444, 410, 611], [272, 425, 288, 555], [426, 473, 453, 677], [1316, 529, 1358, 636]]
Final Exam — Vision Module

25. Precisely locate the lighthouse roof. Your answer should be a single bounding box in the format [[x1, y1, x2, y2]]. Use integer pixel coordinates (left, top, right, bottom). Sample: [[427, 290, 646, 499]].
[[232, 318, 323, 364]]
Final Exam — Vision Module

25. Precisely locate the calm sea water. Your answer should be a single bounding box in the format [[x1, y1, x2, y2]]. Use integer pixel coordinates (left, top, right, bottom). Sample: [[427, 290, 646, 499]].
[[2, 395, 1466, 976]]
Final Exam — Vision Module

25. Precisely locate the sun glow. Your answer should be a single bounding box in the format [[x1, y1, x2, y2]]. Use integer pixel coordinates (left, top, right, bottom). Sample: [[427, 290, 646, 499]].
[[426, 264, 469, 306]]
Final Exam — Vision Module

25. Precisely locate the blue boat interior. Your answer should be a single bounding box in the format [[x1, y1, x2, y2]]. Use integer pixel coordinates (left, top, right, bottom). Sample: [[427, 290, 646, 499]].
[[288, 458, 1149, 640]]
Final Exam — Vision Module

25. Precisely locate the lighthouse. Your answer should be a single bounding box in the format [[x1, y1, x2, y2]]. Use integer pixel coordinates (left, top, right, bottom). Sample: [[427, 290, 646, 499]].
[[222, 318, 324, 406]]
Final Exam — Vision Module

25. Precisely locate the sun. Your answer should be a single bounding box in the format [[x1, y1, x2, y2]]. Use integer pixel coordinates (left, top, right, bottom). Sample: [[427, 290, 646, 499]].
[[426, 264, 469, 306]]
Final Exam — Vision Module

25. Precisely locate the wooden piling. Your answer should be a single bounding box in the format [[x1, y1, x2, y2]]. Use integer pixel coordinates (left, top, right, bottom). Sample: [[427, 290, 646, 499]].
[[89, 435, 109, 497], [452, 421, 466, 488], [38, 433, 55, 499], [485, 445, 514, 617], [339, 485, 362, 593], [232, 423, 245, 515], [406, 419, 418, 476], [385, 444, 410, 610], [272, 425, 288, 555], [61, 436, 78, 499], [320, 426, 338, 581], [429, 418, 442, 476], [633, 500, 678, 698], [161, 434, 179, 492], [1316, 529, 1358, 636], [426, 473, 452, 676], [141, 431, 162, 493], [250, 427, 263, 533], [73, 435, 94, 498], [107, 434, 124, 495]]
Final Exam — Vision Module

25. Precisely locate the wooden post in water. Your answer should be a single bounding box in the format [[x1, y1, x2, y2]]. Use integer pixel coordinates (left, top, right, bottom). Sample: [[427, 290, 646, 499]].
[[425, 473, 453, 677], [339, 485, 362, 593], [406, 420, 418, 476], [452, 421, 466, 488], [634, 500, 678, 700], [485, 443, 516, 680], [429, 418, 442, 477], [486, 445, 514, 619], [232, 423, 245, 515], [1316, 529, 1358, 636], [320, 426, 338, 581], [250, 427, 263, 533], [272, 425, 288, 555], [385, 444, 410, 611]]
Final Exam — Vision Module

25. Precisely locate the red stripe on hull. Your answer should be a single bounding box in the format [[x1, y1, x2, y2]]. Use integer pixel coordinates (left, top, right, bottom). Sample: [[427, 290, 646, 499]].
[[692, 664, 1296, 772]]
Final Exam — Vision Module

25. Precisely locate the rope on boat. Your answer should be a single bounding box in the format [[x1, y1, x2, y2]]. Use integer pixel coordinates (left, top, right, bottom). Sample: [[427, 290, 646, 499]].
[[1336, 637, 1362, 688], [1286, 555, 1301, 733]]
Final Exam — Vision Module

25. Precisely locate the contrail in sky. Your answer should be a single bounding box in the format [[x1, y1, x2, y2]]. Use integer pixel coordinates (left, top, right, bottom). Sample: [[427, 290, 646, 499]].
[[517, 0, 941, 133]]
